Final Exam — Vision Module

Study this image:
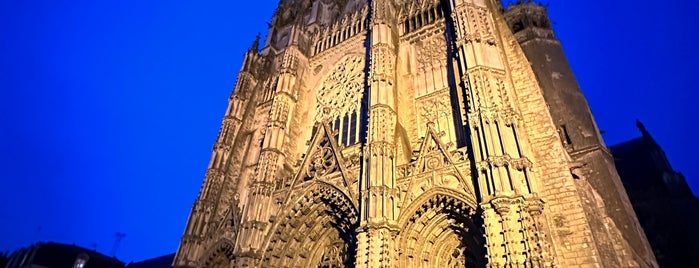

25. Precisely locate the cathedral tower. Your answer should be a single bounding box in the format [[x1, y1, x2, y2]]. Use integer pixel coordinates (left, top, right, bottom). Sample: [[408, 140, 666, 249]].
[[503, 2, 656, 266], [173, 0, 658, 267]]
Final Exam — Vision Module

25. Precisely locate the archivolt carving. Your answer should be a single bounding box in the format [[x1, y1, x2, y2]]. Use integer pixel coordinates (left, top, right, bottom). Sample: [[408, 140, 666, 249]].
[[318, 240, 348, 267], [263, 181, 359, 268], [397, 192, 485, 268], [315, 56, 365, 122], [200, 239, 235, 268]]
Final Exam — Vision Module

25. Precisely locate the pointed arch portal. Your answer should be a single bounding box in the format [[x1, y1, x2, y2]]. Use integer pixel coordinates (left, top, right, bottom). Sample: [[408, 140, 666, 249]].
[[201, 240, 235, 268], [397, 193, 487, 268], [263, 182, 360, 268]]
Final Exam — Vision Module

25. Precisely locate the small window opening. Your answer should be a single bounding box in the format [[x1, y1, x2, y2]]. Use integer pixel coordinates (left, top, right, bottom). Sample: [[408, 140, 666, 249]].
[[512, 21, 524, 33], [559, 125, 572, 146]]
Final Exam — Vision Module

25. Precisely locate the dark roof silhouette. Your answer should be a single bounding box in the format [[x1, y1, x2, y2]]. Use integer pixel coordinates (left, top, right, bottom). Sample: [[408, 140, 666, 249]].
[[126, 253, 175, 268], [5, 241, 124, 268]]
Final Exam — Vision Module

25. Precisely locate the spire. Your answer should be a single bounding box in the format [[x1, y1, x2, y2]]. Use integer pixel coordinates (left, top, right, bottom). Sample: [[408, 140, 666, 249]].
[[248, 32, 261, 53], [636, 119, 651, 138], [636, 119, 660, 149], [370, 0, 396, 25]]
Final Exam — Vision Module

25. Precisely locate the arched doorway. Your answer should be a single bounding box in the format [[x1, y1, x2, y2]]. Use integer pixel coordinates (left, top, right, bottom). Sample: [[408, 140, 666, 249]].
[[201, 240, 235, 268], [398, 193, 486, 268], [263, 182, 359, 268]]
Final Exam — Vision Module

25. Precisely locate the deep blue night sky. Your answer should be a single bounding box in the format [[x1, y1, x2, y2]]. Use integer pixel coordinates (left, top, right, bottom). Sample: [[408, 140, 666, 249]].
[[1, 0, 697, 263]]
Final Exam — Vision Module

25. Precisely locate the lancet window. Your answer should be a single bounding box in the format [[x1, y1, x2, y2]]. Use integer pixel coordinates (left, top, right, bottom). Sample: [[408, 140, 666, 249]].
[[401, 2, 446, 35]]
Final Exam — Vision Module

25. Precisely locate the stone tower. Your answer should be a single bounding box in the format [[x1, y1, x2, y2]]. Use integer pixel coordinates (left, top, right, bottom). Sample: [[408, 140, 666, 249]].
[[173, 0, 657, 267]]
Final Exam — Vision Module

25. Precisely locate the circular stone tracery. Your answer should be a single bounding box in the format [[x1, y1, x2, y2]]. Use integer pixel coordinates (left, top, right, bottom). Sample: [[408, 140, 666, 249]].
[[315, 56, 365, 122]]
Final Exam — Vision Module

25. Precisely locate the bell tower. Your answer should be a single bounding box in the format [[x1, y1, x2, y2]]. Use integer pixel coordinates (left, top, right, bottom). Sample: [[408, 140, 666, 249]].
[[173, 1, 658, 267], [504, 2, 657, 266]]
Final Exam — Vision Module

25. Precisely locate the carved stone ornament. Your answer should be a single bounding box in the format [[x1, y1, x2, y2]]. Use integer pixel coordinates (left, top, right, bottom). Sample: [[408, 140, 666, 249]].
[[418, 94, 450, 125], [306, 141, 338, 178], [316, 56, 365, 122], [417, 36, 447, 69], [173, 1, 659, 267]]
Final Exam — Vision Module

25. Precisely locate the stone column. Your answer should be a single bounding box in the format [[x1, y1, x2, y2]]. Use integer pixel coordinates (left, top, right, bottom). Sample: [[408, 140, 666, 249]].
[[234, 46, 303, 267], [447, 0, 552, 266], [356, 1, 400, 267]]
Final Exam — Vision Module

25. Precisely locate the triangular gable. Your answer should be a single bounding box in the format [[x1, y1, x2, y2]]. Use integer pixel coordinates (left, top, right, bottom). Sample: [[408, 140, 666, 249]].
[[400, 125, 477, 209], [414, 124, 475, 192], [289, 122, 352, 192], [413, 124, 457, 173]]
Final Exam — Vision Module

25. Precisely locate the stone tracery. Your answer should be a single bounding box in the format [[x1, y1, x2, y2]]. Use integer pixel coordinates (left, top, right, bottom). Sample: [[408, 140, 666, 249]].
[[417, 36, 447, 70], [316, 56, 365, 122], [315, 56, 365, 146]]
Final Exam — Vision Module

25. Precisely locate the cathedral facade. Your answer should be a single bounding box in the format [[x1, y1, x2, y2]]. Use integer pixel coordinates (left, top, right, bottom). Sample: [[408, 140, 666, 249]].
[[173, 1, 657, 267]]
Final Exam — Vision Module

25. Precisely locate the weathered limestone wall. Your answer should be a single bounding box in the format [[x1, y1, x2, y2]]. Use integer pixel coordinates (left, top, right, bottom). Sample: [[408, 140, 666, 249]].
[[493, 8, 605, 267]]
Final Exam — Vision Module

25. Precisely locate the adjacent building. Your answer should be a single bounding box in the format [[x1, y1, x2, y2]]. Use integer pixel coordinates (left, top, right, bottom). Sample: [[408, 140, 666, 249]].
[[4, 242, 124, 268], [126, 254, 175, 268], [610, 121, 699, 267]]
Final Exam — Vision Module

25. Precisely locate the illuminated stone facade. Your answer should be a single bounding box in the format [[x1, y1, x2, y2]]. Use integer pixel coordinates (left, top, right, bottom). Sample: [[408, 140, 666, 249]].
[[173, 1, 657, 267]]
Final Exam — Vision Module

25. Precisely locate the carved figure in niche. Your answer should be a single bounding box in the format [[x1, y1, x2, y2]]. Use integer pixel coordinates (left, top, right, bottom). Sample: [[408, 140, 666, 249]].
[[447, 248, 466, 268]]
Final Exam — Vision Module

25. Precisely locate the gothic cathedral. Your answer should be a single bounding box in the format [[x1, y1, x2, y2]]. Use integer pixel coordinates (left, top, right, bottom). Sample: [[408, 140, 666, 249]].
[[173, 1, 658, 267]]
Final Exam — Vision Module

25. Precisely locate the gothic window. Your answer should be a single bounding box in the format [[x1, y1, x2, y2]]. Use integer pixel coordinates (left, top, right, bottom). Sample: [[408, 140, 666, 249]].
[[316, 56, 365, 147], [342, 113, 350, 144], [349, 112, 357, 144], [401, 3, 445, 35], [334, 117, 341, 142]]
